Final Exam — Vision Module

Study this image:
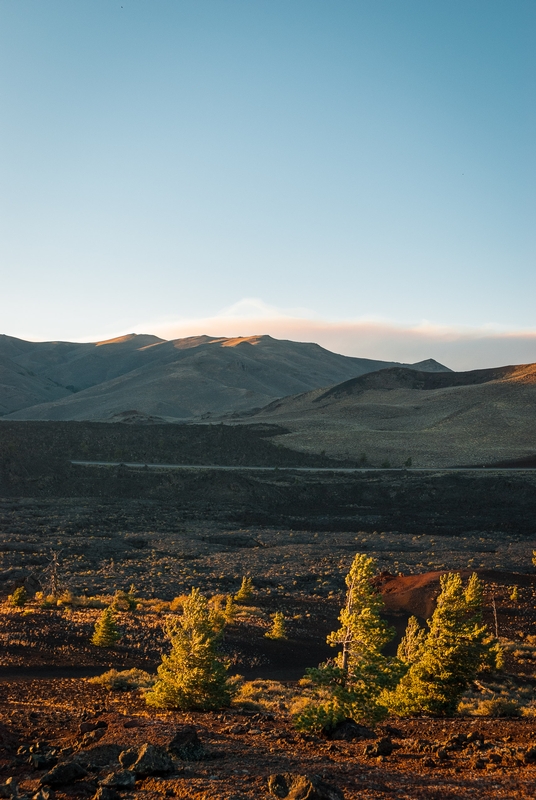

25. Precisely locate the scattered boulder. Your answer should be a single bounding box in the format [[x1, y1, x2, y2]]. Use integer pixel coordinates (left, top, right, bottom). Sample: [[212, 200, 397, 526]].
[[466, 731, 484, 744], [79, 729, 106, 748], [29, 753, 57, 771], [77, 745, 122, 771], [382, 725, 403, 738], [444, 733, 467, 751], [130, 744, 174, 776], [93, 789, 119, 800], [39, 760, 87, 787], [323, 719, 375, 742], [118, 749, 138, 769], [79, 721, 108, 735], [0, 778, 19, 799], [100, 771, 136, 789], [523, 746, 536, 764], [167, 726, 204, 760], [32, 791, 55, 800], [363, 737, 394, 758], [268, 773, 344, 800]]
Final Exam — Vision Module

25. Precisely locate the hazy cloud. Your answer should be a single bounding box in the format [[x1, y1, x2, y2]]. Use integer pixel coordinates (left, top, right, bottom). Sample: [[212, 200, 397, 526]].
[[143, 299, 536, 371]]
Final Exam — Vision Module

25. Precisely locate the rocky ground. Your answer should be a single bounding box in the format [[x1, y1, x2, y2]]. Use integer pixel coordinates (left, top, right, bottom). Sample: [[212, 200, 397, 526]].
[[1, 519, 536, 798], [1, 457, 536, 798], [1, 674, 536, 799]]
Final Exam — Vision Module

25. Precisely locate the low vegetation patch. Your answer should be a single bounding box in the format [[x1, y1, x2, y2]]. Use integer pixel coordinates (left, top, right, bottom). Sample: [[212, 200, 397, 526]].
[[88, 668, 155, 691]]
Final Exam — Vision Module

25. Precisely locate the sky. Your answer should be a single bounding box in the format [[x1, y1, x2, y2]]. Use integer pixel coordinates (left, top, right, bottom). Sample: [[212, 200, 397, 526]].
[[1, 0, 535, 369]]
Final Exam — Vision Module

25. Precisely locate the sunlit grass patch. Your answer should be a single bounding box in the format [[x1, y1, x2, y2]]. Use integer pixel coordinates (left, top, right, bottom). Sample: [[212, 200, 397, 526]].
[[232, 679, 299, 714], [88, 668, 155, 691]]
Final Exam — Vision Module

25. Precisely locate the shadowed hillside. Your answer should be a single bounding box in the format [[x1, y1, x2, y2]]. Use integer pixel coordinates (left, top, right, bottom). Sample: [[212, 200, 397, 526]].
[[240, 363, 536, 467]]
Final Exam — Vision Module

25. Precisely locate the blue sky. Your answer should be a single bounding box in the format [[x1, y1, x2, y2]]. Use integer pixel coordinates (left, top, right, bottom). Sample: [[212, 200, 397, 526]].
[[1, 1, 535, 367]]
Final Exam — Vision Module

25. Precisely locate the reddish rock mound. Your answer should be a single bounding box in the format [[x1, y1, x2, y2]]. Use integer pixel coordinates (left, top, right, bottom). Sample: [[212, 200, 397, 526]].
[[376, 569, 536, 620]]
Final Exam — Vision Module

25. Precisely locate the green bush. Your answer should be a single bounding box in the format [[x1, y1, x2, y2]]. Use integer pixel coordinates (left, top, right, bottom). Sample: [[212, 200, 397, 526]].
[[145, 587, 233, 711], [265, 611, 287, 640], [224, 595, 237, 622], [235, 576, 254, 604], [89, 668, 154, 691], [91, 607, 121, 648], [9, 586, 28, 607]]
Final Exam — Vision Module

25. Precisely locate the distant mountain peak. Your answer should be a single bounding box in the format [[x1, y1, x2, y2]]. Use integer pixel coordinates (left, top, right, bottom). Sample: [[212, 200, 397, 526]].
[[410, 358, 452, 373], [95, 333, 165, 348]]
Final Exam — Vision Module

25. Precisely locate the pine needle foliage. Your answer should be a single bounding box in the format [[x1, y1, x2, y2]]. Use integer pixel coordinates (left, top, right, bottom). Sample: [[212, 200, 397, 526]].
[[397, 615, 427, 665], [265, 611, 287, 640], [145, 587, 232, 711], [294, 553, 403, 732], [224, 595, 237, 622], [235, 576, 253, 603], [9, 586, 28, 607], [385, 572, 502, 716], [91, 607, 121, 648]]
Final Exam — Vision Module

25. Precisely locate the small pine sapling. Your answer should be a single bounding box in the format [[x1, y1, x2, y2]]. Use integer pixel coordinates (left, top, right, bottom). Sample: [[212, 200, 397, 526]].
[[224, 595, 237, 622], [145, 587, 233, 711], [235, 576, 254, 603], [265, 611, 287, 640], [91, 607, 121, 647], [9, 586, 28, 607]]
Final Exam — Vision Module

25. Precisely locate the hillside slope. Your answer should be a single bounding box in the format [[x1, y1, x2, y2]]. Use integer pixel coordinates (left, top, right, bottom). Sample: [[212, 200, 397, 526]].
[[241, 363, 536, 467], [0, 333, 449, 420]]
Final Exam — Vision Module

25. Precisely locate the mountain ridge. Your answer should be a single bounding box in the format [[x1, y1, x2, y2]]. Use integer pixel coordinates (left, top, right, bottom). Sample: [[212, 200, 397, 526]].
[[0, 333, 451, 421]]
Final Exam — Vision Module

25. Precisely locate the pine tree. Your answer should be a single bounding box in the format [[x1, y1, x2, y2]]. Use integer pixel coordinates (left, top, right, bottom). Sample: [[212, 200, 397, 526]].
[[9, 586, 28, 607], [397, 615, 426, 665], [235, 576, 253, 603], [224, 594, 237, 622], [91, 607, 121, 647], [294, 553, 403, 732], [145, 587, 232, 711], [386, 572, 501, 716], [265, 611, 287, 640]]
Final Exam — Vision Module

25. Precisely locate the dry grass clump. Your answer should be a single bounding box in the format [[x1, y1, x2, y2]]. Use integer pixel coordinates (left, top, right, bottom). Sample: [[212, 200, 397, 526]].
[[35, 591, 109, 609], [134, 598, 171, 613], [232, 679, 298, 714], [458, 674, 536, 718], [169, 594, 190, 612], [88, 668, 155, 691], [501, 636, 536, 665], [470, 698, 523, 717]]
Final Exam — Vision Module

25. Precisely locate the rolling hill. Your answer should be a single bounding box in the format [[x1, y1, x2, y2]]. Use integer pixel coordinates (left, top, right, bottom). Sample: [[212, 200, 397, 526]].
[[240, 362, 536, 467], [0, 333, 449, 421]]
